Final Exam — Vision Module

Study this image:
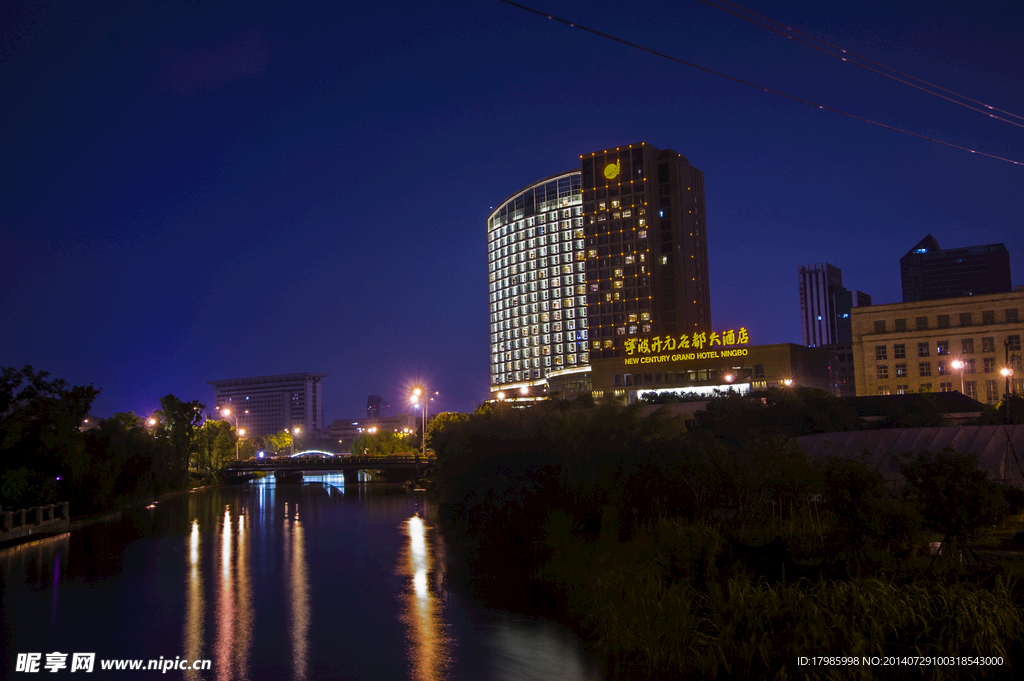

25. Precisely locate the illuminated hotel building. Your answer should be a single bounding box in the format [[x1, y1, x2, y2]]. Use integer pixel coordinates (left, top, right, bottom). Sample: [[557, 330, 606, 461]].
[[487, 143, 712, 399], [487, 171, 586, 395]]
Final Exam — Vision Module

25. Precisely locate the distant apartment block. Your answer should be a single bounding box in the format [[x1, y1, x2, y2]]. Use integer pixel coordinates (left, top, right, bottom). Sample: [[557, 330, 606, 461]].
[[208, 372, 327, 437]]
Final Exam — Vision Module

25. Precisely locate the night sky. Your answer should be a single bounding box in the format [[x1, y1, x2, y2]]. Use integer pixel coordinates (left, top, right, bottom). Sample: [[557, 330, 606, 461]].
[[2, 0, 1022, 422]]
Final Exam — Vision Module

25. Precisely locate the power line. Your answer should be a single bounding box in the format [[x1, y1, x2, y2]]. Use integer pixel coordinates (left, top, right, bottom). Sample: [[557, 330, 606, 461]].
[[699, 0, 1024, 129], [498, 0, 1024, 167]]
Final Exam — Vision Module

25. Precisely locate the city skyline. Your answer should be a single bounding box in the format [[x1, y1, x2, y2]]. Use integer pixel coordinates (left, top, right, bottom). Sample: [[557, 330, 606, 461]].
[[2, 0, 1022, 420]]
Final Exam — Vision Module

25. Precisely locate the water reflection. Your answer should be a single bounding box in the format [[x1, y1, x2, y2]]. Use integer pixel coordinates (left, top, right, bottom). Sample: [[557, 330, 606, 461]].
[[184, 520, 204, 681], [403, 515, 448, 680], [284, 502, 310, 680]]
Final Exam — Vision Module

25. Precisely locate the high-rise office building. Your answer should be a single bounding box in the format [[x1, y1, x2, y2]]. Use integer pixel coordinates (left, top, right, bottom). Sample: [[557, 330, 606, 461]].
[[367, 395, 383, 418], [208, 372, 327, 437], [900, 235, 1012, 302], [486, 142, 712, 399], [799, 264, 844, 347], [798, 263, 871, 346]]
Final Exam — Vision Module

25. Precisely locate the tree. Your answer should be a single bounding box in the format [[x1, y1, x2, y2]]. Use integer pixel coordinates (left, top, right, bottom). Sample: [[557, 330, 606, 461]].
[[193, 419, 236, 472], [263, 430, 292, 455], [157, 394, 205, 485], [899, 448, 1003, 562], [1, 365, 98, 507], [351, 430, 418, 457]]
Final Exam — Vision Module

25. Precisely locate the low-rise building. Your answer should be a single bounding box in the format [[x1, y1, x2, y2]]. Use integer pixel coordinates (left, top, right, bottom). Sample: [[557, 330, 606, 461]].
[[851, 291, 1023, 403]]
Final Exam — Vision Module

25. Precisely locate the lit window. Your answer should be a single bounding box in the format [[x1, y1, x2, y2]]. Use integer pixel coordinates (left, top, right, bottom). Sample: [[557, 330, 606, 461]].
[[628, 314, 637, 323], [640, 312, 651, 322], [613, 268, 624, 277], [637, 230, 647, 239], [624, 255, 635, 264]]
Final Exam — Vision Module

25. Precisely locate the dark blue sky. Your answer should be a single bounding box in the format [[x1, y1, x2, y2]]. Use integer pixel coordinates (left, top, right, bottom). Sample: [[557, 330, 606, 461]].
[[2, 0, 1022, 421]]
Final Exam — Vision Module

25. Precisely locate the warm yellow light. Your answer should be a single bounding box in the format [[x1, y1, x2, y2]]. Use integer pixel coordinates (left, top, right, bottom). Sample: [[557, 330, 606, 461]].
[[952, 360, 965, 370], [239, 429, 246, 436], [412, 387, 422, 397], [1002, 367, 1014, 377], [221, 408, 231, 417], [294, 427, 300, 434], [783, 379, 794, 387], [147, 418, 156, 426], [725, 374, 734, 382], [497, 391, 506, 401], [520, 386, 529, 396]]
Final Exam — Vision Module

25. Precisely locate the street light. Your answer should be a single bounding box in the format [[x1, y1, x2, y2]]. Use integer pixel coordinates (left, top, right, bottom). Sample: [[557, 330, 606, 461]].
[[1002, 366, 1014, 424], [286, 426, 301, 456], [409, 387, 433, 457], [222, 408, 243, 460], [951, 359, 966, 395]]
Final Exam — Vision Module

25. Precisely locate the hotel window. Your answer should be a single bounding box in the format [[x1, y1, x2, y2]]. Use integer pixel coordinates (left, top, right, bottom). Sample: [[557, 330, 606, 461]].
[[938, 315, 950, 329], [938, 361, 949, 376], [960, 312, 972, 327], [917, 342, 930, 357], [896, 385, 909, 395], [982, 310, 996, 325], [983, 357, 996, 373], [940, 382, 952, 393], [961, 338, 975, 354], [877, 364, 889, 379], [964, 380, 978, 400], [937, 340, 950, 356], [874, 320, 886, 333], [916, 316, 928, 330], [895, 363, 907, 377], [920, 383, 932, 392], [964, 358, 976, 374], [1007, 308, 1019, 323], [919, 362, 932, 377], [981, 337, 995, 353], [640, 312, 651, 322], [895, 318, 907, 332], [985, 380, 999, 403], [877, 386, 890, 395], [753, 364, 765, 378], [875, 345, 887, 360], [893, 344, 906, 359], [1008, 335, 1021, 352]]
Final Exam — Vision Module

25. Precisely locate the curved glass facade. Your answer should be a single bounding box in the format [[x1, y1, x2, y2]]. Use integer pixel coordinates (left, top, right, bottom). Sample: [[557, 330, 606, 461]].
[[487, 171, 588, 393]]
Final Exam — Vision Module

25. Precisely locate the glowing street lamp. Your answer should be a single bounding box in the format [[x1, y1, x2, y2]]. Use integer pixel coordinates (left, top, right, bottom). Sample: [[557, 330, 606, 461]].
[[409, 387, 431, 457], [286, 426, 301, 456], [782, 379, 793, 387], [1002, 366, 1015, 423], [951, 359, 966, 394], [496, 391, 506, 401], [221, 408, 244, 460]]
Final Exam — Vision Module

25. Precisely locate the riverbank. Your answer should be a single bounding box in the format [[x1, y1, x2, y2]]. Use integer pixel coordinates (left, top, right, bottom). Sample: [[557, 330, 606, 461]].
[[428, 401, 1024, 679]]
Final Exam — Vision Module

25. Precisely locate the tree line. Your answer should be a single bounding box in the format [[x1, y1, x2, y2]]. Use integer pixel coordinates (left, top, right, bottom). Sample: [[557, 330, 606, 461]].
[[427, 389, 1024, 678]]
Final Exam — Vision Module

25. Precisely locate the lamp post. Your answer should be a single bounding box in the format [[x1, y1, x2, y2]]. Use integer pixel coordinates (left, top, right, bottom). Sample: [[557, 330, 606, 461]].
[[287, 427, 301, 456], [951, 359, 966, 395], [222, 408, 242, 460], [410, 387, 432, 458], [999, 368, 1015, 421]]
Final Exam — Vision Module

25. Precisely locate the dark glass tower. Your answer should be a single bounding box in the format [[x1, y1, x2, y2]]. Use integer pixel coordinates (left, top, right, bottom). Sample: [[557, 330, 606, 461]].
[[900, 234, 1012, 302]]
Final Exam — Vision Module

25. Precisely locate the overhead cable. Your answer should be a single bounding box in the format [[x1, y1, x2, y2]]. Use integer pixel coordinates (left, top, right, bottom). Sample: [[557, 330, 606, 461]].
[[699, 0, 1024, 129], [498, 0, 1024, 167]]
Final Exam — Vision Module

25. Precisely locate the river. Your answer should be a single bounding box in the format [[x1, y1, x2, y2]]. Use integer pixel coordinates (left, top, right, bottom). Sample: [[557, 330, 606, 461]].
[[1, 476, 604, 680]]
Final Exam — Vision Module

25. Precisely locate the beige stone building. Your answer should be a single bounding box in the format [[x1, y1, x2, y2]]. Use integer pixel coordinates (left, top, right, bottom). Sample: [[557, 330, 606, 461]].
[[851, 291, 1023, 402]]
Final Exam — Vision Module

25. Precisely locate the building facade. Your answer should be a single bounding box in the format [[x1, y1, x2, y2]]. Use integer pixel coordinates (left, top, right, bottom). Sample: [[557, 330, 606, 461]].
[[328, 414, 417, 453], [487, 142, 712, 400], [588, 336, 830, 402], [851, 291, 1023, 403], [207, 372, 327, 437], [799, 263, 844, 347], [900, 234, 1012, 302]]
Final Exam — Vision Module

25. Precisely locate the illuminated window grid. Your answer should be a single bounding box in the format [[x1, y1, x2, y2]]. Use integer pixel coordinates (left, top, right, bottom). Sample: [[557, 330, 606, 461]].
[[487, 172, 586, 388], [583, 143, 652, 349]]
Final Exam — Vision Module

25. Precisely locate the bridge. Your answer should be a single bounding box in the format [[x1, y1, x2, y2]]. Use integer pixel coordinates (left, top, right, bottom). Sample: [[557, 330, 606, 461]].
[[223, 453, 435, 485]]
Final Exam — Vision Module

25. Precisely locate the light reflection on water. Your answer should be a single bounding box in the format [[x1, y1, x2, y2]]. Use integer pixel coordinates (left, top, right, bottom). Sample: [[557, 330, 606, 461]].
[[403, 515, 449, 680], [0, 479, 603, 681]]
